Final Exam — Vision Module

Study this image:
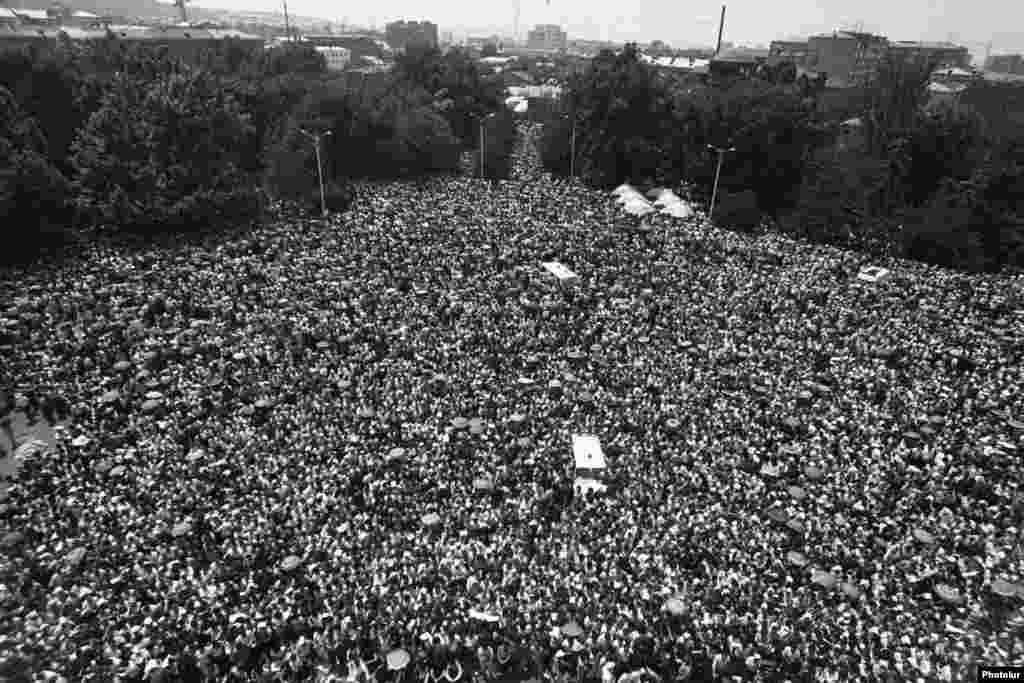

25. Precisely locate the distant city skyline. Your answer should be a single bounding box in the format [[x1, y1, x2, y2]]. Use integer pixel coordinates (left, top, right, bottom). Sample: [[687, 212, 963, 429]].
[[192, 0, 1024, 54]]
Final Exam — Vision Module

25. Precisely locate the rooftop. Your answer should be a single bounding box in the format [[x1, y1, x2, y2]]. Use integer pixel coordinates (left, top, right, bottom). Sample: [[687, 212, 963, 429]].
[[982, 71, 1024, 84], [712, 47, 770, 63], [890, 40, 966, 49], [810, 30, 887, 41], [927, 82, 969, 94], [13, 9, 49, 20]]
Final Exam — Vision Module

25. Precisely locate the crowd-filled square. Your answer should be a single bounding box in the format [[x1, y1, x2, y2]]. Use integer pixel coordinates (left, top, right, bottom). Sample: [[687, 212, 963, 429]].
[[1, 124, 1022, 682]]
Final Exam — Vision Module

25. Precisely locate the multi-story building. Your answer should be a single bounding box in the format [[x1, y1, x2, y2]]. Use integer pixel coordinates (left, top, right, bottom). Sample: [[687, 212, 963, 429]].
[[768, 40, 810, 66], [888, 41, 970, 68], [12, 9, 52, 26], [384, 20, 438, 51], [0, 25, 264, 58], [0, 7, 21, 28], [806, 31, 888, 87], [315, 45, 351, 71], [304, 34, 391, 63], [466, 35, 502, 51], [710, 47, 770, 81], [527, 24, 566, 52], [985, 53, 1024, 75]]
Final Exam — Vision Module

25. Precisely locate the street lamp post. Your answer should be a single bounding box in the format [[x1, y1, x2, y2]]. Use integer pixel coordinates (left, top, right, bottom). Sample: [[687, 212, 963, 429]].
[[479, 112, 497, 179], [707, 144, 735, 220], [563, 113, 577, 179], [300, 128, 332, 217]]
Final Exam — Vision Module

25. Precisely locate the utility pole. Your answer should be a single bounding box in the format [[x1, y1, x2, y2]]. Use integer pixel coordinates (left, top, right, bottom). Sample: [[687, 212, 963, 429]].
[[282, 0, 291, 41], [707, 144, 735, 220], [715, 5, 726, 55]]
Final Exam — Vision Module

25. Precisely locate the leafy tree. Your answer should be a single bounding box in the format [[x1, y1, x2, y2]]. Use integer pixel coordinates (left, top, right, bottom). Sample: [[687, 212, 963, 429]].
[[901, 177, 986, 270], [550, 44, 676, 187], [0, 45, 85, 175], [70, 68, 262, 232], [785, 157, 893, 246], [774, 60, 797, 85], [393, 45, 504, 145], [0, 86, 71, 260], [900, 108, 983, 206], [481, 42, 499, 58], [712, 190, 761, 231], [538, 111, 573, 176], [267, 76, 460, 187], [862, 54, 935, 158]]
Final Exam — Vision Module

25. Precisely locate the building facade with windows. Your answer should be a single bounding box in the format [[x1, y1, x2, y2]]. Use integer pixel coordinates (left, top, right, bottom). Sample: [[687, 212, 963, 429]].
[[315, 46, 351, 71], [806, 31, 888, 87], [384, 20, 438, 51], [768, 40, 810, 66], [985, 54, 1023, 74], [888, 41, 970, 68], [985, 53, 1024, 75], [527, 24, 566, 52]]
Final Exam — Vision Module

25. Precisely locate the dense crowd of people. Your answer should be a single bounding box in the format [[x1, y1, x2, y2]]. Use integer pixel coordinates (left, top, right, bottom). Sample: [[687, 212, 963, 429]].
[[1, 122, 1023, 682]]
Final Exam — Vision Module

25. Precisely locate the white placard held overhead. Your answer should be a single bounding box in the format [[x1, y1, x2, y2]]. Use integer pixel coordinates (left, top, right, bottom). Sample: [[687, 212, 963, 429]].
[[541, 261, 580, 282], [574, 478, 609, 496], [857, 266, 891, 283], [572, 434, 607, 470]]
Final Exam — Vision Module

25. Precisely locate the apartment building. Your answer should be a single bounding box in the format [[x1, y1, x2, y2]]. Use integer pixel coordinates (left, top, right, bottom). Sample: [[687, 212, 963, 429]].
[[889, 41, 970, 68], [384, 20, 438, 51], [527, 24, 566, 52], [806, 31, 888, 87]]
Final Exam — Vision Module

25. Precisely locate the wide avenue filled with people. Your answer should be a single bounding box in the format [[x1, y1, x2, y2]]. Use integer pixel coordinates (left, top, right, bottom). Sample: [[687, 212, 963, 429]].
[[0, 124, 1022, 682]]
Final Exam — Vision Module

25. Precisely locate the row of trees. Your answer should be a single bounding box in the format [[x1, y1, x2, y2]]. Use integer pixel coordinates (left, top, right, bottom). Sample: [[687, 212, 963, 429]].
[[1, 38, 510, 261], [537, 44, 1024, 272]]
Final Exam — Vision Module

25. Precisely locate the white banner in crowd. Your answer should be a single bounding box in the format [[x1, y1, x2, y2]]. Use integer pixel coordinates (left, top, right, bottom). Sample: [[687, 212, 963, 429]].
[[857, 266, 891, 283], [573, 434, 607, 470], [469, 609, 501, 623], [574, 477, 609, 496], [541, 261, 579, 282]]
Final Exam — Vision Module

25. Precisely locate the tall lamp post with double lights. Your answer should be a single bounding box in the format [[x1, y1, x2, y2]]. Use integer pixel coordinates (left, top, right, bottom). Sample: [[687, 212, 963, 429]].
[[299, 127, 332, 217], [478, 112, 497, 179], [562, 112, 577, 179], [707, 143, 735, 220]]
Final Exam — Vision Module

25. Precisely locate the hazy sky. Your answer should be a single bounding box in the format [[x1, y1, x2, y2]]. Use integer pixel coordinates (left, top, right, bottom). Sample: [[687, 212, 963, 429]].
[[196, 0, 1022, 51]]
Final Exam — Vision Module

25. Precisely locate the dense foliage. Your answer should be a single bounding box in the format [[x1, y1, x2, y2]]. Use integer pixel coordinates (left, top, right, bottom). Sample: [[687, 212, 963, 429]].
[[0, 38, 503, 257], [0, 86, 73, 256], [2, 33, 1020, 274], [392, 45, 505, 145], [70, 68, 263, 233], [538, 44, 1024, 272]]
